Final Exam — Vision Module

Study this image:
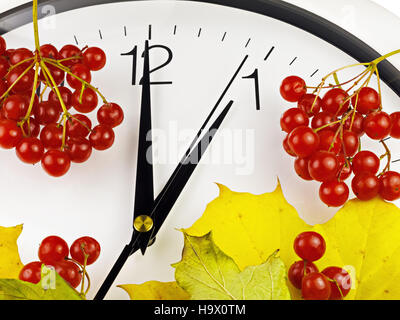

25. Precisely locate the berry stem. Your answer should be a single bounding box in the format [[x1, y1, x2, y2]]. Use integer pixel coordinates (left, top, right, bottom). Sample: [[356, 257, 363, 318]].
[[379, 139, 391, 175], [32, 0, 41, 53], [19, 61, 40, 127], [0, 61, 36, 101]]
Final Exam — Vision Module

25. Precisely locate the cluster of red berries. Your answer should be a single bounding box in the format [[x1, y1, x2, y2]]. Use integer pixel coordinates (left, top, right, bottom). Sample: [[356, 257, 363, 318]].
[[280, 75, 400, 207], [19, 235, 100, 289], [288, 231, 351, 300], [0, 35, 124, 177]]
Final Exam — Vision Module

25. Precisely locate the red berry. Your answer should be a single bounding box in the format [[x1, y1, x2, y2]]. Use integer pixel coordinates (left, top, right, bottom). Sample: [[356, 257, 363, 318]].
[[311, 111, 338, 132], [66, 64, 91, 89], [40, 123, 63, 149], [288, 260, 318, 289], [40, 44, 58, 59], [0, 119, 23, 149], [3, 94, 29, 121], [19, 261, 42, 284], [65, 137, 92, 163], [53, 260, 82, 288], [363, 111, 392, 140], [71, 87, 98, 113], [9, 48, 34, 68], [351, 173, 379, 201], [16, 137, 44, 164], [379, 171, 400, 201], [97, 103, 124, 128], [322, 266, 352, 300], [317, 130, 341, 154], [319, 180, 349, 207], [283, 134, 296, 157], [70, 236, 101, 265], [351, 87, 379, 114], [48, 87, 73, 110], [287, 126, 319, 158], [83, 47, 106, 71], [66, 114, 92, 138], [0, 56, 10, 78], [280, 108, 309, 133], [341, 130, 359, 157], [321, 88, 350, 116], [0, 36, 6, 55], [302, 272, 331, 300], [297, 94, 322, 117], [308, 151, 339, 182], [34, 101, 61, 125], [280, 76, 306, 102], [294, 231, 326, 261], [22, 117, 41, 138], [39, 64, 65, 86], [6, 66, 35, 93], [38, 236, 69, 264], [352, 151, 380, 175], [58, 45, 82, 67], [344, 112, 364, 136], [336, 154, 352, 181], [294, 157, 313, 181], [390, 112, 400, 139], [89, 125, 115, 150], [41, 150, 71, 177]]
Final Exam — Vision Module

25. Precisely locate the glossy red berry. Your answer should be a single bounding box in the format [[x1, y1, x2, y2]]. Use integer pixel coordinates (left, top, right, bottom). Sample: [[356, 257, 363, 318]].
[[0, 119, 23, 149], [38, 236, 69, 264], [336, 154, 352, 181], [97, 103, 124, 128], [294, 231, 326, 262], [40, 123, 63, 149], [53, 260, 82, 288], [89, 125, 115, 151], [379, 171, 400, 201], [83, 47, 106, 71], [390, 112, 400, 139], [351, 173, 379, 201], [319, 180, 349, 207], [22, 117, 41, 138], [294, 157, 313, 181], [317, 130, 341, 154], [34, 101, 61, 125], [39, 64, 65, 86], [48, 87, 73, 110], [19, 261, 42, 284], [67, 64, 91, 89], [308, 151, 339, 182], [9, 48, 34, 68], [302, 272, 331, 300], [2, 94, 29, 121], [287, 126, 319, 158], [352, 151, 380, 175], [6, 66, 35, 93], [280, 108, 309, 133], [341, 130, 359, 157], [40, 44, 58, 59], [283, 134, 296, 157], [41, 150, 71, 177], [66, 114, 92, 138], [344, 112, 364, 136], [65, 138, 92, 163], [311, 111, 338, 132], [16, 137, 44, 164], [322, 88, 350, 116], [351, 87, 379, 114], [0, 56, 10, 78], [71, 87, 98, 113], [0, 36, 6, 55], [288, 260, 318, 289], [58, 44, 82, 67], [297, 94, 322, 117], [363, 111, 392, 140], [322, 267, 352, 300], [280, 76, 306, 102], [70, 236, 101, 265]]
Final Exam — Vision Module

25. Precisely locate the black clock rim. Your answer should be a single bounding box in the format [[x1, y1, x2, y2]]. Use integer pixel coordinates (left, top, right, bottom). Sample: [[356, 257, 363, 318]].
[[0, 0, 400, 96]]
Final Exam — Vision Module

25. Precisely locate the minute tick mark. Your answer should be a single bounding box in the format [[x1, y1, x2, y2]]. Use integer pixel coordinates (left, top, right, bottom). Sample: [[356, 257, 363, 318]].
[[245, 38, 251, 48], [124, 26, 127, 36], [73, 35, 79, 45], [99, 29, 103, 40], [311, 69, 319, 77], [173, 25, 177, 35], [289, 57, 297, 65], [264, 46, 275, 61], [148, 25, 152, 40], [197, 28, 202, 37], [221, 32, 227, 42]]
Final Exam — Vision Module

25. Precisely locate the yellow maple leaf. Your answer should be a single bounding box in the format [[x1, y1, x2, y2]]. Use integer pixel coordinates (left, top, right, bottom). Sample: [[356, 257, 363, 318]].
[[0, 225, 23, 279], [118, 281, 190, 300], [186, 182, 400, 300]]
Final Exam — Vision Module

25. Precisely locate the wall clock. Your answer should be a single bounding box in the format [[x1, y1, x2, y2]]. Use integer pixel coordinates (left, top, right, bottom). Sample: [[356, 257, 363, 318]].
[[0, 0, 400, 300]]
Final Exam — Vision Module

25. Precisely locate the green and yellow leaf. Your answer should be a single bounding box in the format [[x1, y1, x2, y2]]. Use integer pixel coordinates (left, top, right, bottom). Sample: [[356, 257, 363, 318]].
[[119, 281, 190, 300], [0, 225, 24, 279]]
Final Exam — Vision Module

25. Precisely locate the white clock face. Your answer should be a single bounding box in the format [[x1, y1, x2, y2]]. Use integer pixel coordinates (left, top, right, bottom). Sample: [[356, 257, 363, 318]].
[[1, 0, 400, 299]]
